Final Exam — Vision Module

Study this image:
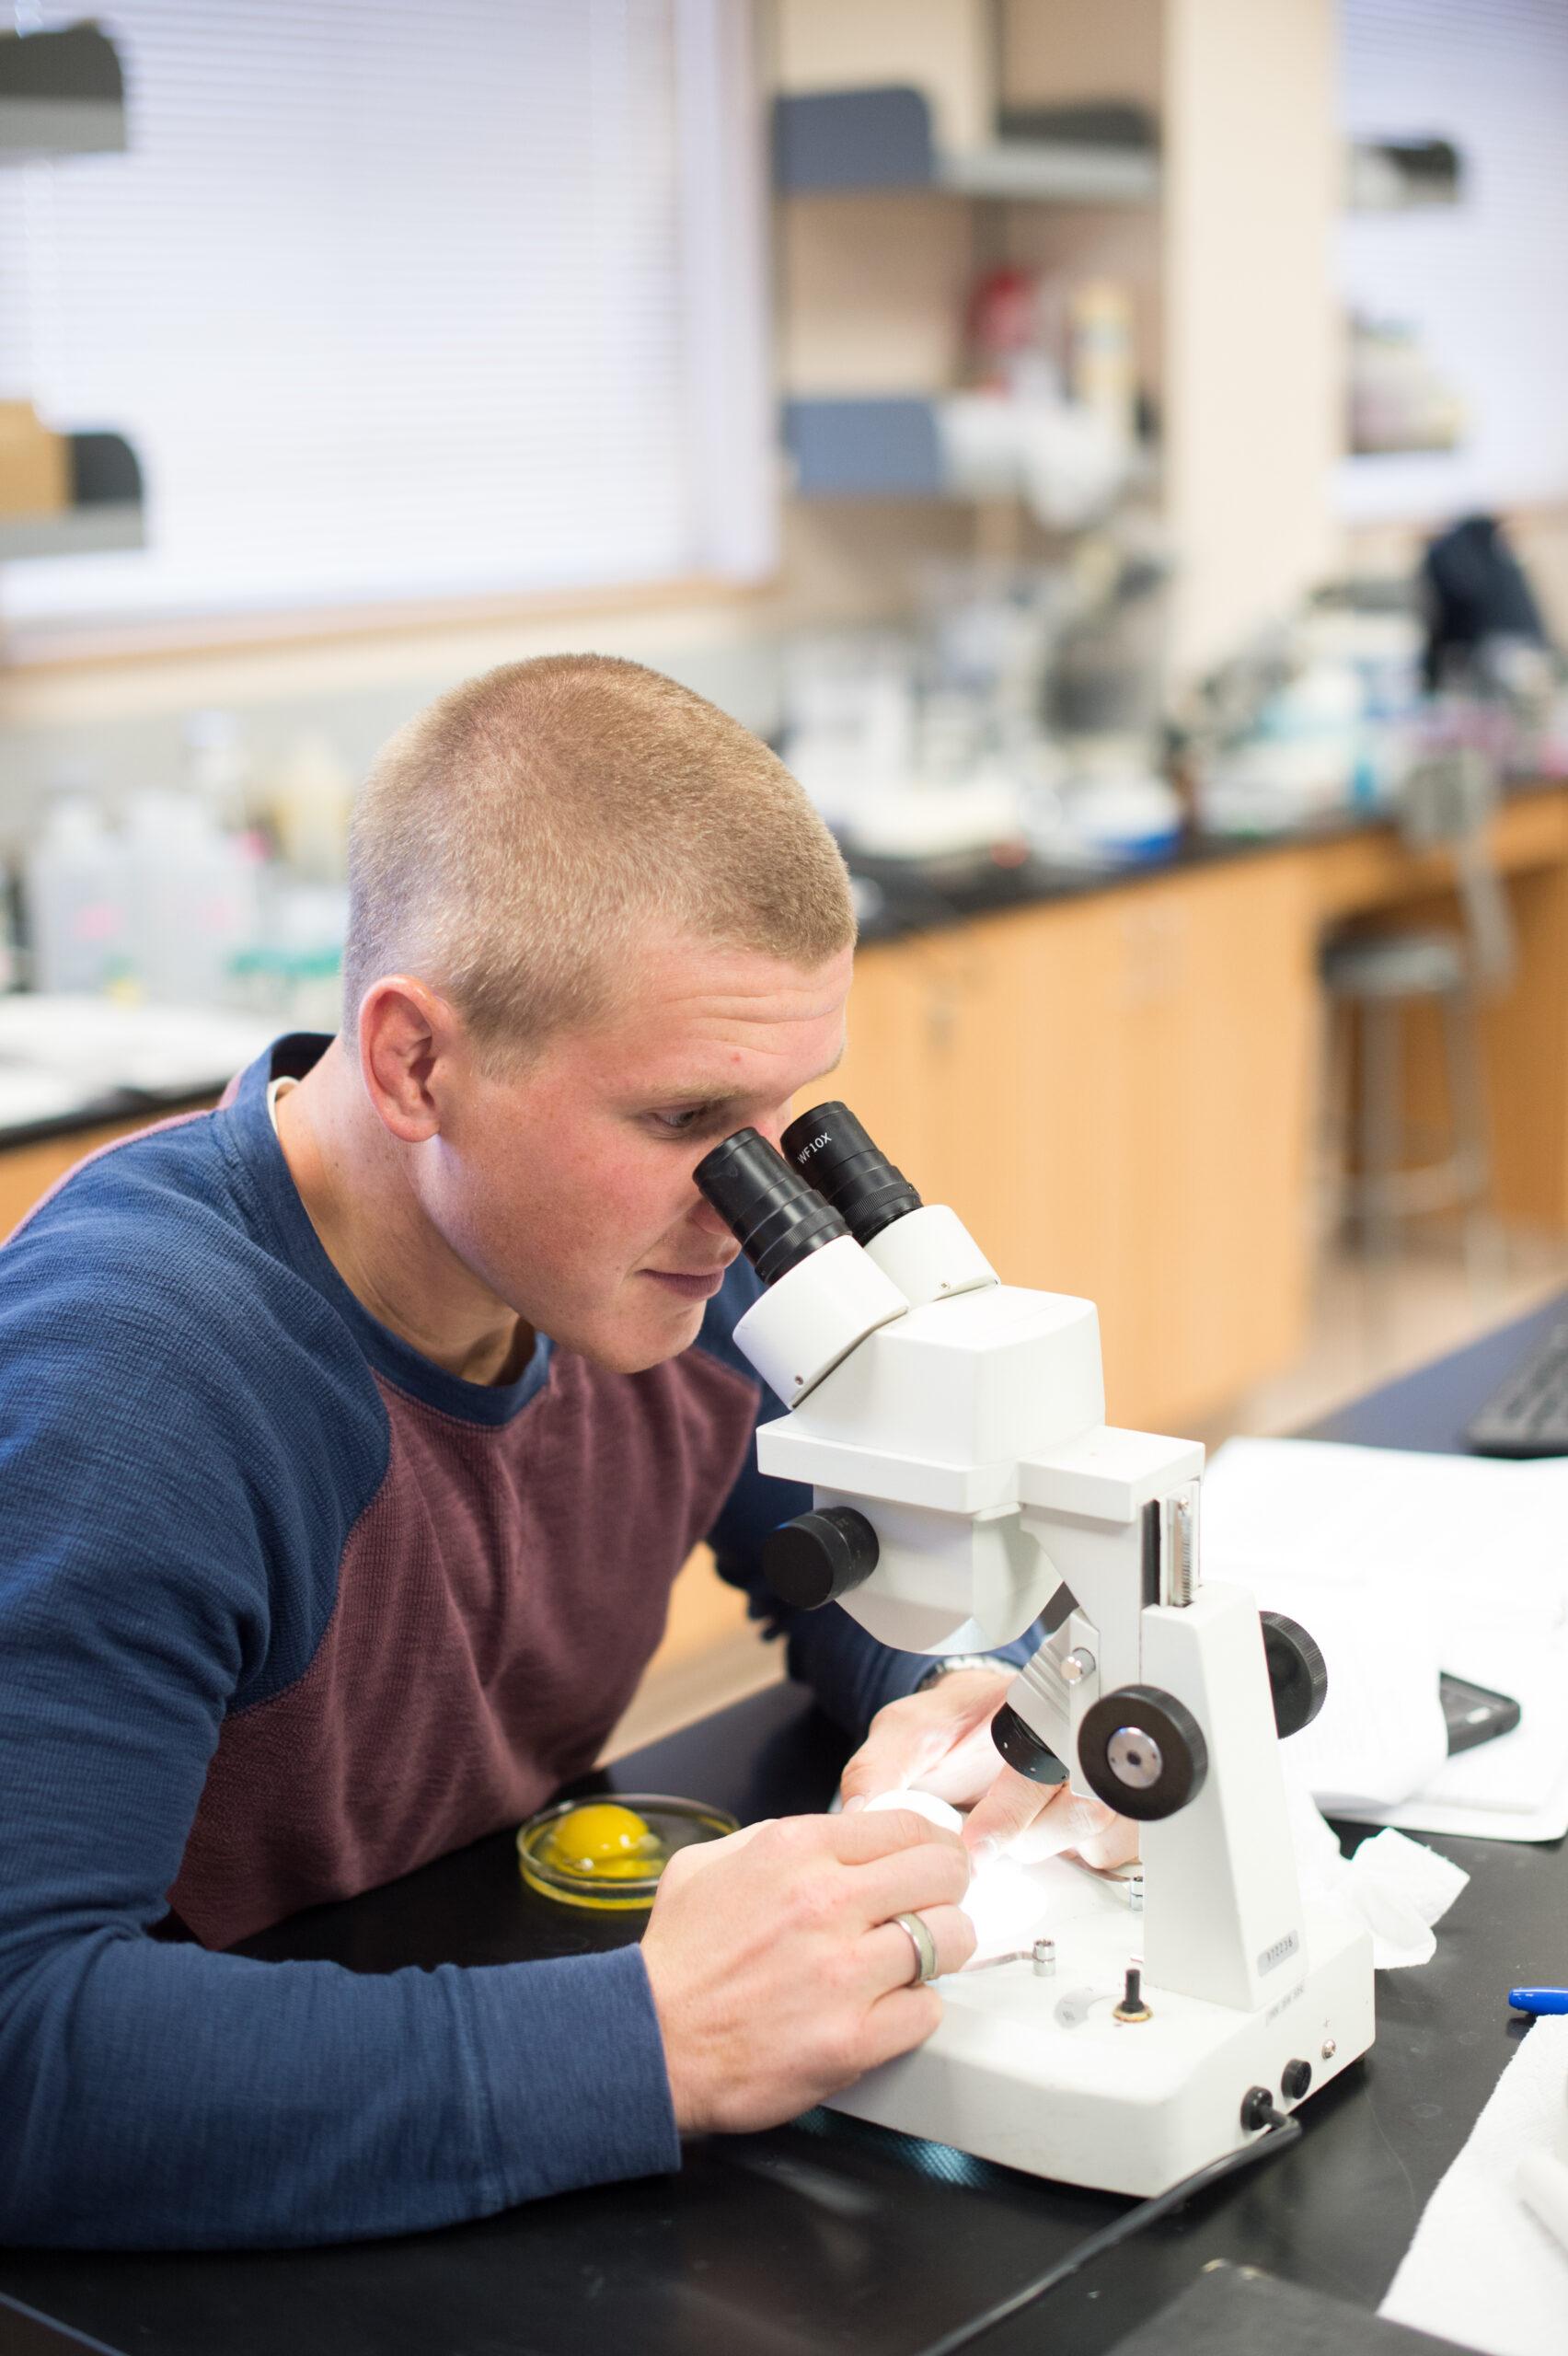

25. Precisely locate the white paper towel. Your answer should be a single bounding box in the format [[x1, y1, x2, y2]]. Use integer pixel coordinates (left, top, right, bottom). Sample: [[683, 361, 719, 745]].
[[1284, 1762, 1470, 1968], [1379, 2017, 1568, 2356]]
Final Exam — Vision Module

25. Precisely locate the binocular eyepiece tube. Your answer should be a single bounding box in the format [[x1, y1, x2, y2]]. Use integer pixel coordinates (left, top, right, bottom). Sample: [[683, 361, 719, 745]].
[[696, 1103, 992, 1405], [693, 1130, 850, 1288], [693, 1103, 925, 1287], [694, 1117, 913, 1407], [779, 1103, 922, 1248]]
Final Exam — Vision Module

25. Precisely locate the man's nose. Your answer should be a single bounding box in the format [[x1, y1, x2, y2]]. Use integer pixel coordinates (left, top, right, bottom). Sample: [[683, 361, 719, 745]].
[[688, 1190, 734, 1241]]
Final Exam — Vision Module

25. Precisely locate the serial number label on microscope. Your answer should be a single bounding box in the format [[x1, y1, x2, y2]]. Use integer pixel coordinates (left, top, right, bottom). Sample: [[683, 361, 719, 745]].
[[1257, 1929, 1301, 1978]]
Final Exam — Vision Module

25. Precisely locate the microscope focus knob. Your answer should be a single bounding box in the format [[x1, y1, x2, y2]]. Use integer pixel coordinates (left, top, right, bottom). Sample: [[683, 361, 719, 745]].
[[763, 1507, 879, 1611], [1078, 1685, 1208, 1821], [1260, 1611, 1330, 1738]]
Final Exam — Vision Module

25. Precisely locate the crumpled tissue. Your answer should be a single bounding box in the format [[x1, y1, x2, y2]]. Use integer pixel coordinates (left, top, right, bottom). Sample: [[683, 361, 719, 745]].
[[1283, 1759, 1469, 1968]]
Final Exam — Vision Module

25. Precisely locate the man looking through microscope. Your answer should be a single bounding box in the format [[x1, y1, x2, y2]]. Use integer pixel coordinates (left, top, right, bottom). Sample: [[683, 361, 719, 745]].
[[0, 655, 1128, 2248]]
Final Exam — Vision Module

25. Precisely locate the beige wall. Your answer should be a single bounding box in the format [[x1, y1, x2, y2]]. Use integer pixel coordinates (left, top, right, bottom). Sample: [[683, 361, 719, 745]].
[[778, 194, 973, 396], [1000, 0, 1163, 114], [772, 0, 992, 148], [1161, 0, 1341, 677]]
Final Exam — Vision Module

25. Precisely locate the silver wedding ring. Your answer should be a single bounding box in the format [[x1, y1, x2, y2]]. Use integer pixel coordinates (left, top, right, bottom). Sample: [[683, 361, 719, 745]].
[[893, 1909, 940, 1986]]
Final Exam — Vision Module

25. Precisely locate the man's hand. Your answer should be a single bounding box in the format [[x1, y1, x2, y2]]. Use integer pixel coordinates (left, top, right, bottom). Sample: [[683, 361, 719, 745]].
[[641, 1809, 975, 2134], [838, 1668, 1138, 1873]]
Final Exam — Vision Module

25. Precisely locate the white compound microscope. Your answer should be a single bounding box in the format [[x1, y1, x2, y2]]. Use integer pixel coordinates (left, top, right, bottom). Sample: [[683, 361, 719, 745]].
[[695, 1106, 1375, 2199]]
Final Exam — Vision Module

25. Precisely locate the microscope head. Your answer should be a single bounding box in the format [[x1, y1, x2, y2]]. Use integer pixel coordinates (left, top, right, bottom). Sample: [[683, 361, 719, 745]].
[[695, 1109, 1105, 1654]]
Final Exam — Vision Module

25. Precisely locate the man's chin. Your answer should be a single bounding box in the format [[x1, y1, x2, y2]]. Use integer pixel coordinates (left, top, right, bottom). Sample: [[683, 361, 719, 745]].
[[569, 1292, 709, 1377]]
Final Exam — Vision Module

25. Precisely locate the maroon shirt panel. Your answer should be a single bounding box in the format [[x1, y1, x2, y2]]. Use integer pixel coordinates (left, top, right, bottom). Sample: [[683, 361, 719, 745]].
[[169, 1343, 758, 1948]]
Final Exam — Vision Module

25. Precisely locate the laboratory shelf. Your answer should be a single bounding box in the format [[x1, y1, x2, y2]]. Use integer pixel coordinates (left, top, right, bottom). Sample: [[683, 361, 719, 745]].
[[774, 86, 1159, 203], [781, 394, 1158, 506], [782, 397, 946, 500], [0, 430, 145, 562], [0, 22, 125, 164], [0, 502, 143, 560]]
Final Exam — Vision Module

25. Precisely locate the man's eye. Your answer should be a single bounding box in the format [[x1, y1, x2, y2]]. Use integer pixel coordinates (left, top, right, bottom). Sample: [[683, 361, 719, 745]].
[[651, 1107, 708, 1135]]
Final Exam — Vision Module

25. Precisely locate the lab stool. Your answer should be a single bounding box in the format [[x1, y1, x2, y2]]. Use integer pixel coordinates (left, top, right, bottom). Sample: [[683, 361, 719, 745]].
[[1320, 743, 1513, 1263], [1321, 928, 1491, 1258]]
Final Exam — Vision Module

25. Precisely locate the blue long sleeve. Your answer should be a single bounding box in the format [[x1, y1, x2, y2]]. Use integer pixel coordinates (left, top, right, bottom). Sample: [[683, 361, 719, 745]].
[[0, 1258, 677, 2249]]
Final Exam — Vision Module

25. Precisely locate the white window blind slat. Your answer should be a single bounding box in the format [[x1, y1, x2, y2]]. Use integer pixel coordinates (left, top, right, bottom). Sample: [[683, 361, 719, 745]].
[[0, 0, 774, 625]]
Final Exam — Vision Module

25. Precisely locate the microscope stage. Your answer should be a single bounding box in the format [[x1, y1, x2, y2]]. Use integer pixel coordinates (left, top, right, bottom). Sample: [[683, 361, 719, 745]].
[[832, 1855, 1374, 2197]]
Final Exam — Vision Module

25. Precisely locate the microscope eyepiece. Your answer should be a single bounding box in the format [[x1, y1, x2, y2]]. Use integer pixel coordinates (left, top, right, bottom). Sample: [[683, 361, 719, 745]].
[[694, 1129, 850, 1288], [780, 1102, 921, 1247]]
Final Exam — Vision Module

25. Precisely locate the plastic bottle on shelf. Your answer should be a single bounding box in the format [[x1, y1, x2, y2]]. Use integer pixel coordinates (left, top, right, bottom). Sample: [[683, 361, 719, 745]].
[[182, 709, 252, 832], [122, 789, 261, 1007], [24, 792, 129, 996], [267, 731, 355, 883], [1068, 281, 1137, 452]]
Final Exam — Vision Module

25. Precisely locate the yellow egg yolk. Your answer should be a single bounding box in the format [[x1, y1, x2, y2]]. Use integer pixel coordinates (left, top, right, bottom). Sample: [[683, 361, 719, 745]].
[[544, 1804, 666, 1881]]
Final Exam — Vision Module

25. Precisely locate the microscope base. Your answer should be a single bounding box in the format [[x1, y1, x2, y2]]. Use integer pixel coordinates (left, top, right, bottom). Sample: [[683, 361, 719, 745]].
[[830, 1877, 1375, 2197]]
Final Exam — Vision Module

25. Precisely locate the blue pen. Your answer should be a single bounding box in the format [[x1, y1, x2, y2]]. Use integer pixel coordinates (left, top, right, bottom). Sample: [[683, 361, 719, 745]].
[[1507, 1986, 1568, 2015]]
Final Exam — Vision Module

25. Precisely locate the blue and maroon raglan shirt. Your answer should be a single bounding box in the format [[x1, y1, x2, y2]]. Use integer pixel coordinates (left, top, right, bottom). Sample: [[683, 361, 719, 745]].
[[0, 1034, 1034, 2251]]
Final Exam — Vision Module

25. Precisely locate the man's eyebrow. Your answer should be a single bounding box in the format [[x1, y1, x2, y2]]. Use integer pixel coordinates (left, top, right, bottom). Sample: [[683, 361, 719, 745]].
[[640, 1083, 750, 1111], [640, 1048, 845, 1113]]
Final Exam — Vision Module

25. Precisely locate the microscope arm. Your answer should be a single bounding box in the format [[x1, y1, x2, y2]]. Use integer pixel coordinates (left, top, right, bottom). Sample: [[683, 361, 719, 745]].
[[998, 1432, 1308, 2015]]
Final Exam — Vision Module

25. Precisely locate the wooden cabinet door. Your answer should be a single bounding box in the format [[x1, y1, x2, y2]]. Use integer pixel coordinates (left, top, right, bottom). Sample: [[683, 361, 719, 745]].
[[835, 903, 1136, 1392], [834, 908, 1121, 1289], [835, 858, 1317, 1433], [1105, 853, 1317, 1427]]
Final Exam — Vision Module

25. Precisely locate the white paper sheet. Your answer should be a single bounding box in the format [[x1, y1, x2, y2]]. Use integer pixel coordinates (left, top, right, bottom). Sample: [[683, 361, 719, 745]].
[[1203, 1438, 1568, 1842], [1379, 2018, 1568, 2356]]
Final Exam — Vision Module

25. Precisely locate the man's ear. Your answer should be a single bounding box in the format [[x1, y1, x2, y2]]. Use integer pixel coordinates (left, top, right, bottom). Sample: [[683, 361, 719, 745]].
[[357, 976, 463, 1144]]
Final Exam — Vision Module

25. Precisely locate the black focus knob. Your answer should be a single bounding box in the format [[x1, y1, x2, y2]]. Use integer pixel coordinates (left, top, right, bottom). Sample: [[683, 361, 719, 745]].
[[1260, 1611, 1330, 1739], [991, 1703, 1071, 1787], [763, 1507, 879, 1611], [1078, 1684, 1208, 1821]]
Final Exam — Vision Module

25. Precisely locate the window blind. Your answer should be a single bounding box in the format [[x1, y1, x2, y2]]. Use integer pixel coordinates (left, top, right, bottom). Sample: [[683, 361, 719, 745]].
[[1337, 0, 1568, 521], [0, 0, 773, 626]]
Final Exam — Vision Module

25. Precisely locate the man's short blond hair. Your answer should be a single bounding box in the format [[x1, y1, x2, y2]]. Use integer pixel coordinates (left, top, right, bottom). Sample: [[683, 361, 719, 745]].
[[343, 653, 856, 1062]]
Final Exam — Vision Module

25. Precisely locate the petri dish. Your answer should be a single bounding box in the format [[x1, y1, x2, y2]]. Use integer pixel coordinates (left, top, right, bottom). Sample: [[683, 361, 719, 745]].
[[516, 1792, 738, 1912]]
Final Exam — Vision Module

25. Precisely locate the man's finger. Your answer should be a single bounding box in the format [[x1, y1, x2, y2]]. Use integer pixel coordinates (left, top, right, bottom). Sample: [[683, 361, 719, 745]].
[[824, 1806, 966, 1866], [859, 1982, 945, 2075], [1009, 1788, 1125, 1864], [654, 1817, 773, 1890], [839, 1716, 953, 1807], [961, 1762, 1057, 1857], [838, 1672, 1012, 1809], [1072, 1812, 1140, 1871], [905, 1717, 1009, 1806], [865, 1902, 975, 1992], [847, 1839, 973, 1931]]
